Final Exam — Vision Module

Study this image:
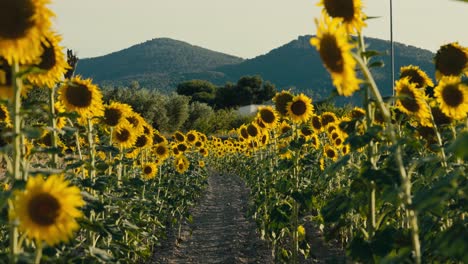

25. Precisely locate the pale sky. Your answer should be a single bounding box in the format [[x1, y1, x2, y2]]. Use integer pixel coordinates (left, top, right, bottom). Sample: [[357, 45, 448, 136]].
[[50, 0, 468, 59]]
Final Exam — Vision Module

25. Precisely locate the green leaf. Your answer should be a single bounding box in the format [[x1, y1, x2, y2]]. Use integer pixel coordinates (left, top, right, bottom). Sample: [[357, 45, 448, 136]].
[[447, 131, 468, 160], [368, 60, 385, 68], [88, 247, 114, 262]]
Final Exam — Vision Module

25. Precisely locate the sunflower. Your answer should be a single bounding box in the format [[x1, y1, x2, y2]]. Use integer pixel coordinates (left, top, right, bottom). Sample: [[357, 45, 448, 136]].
[[198, 160, 205, 168], [324, 145, 338, 161], [10, 174, 84, 246], [0, 103, 12, 127], [135, 134, 151, 149], [176, 142, 189, 153], [26, 32, 69, 88], [0, 57, 13, 99], [310, 16, 360, 97], [58, 76, 104, 119], [186, 130, 198, 145], [247, 123, 260, 138], [102, 102, 132, 127], [350, 107, 365, 119], [53, 101, 66, 130], [173, 131, 185, 142], [300, 124, 314, 139], [310, 115, 322, 132], [125, 112, 145, 135], [199, 147, 209, 157], [112, 125, 137, 149], [430, 105, 452, 126], [434, 42, 468, 80], [0, 0, 54, 65], [399, 65, 434, 89], [434, 76, 468, 120], [174, 155, 190, 174], [310, 134, 320, 150], [394, 78, 432, 126], [142, 163, 157, 180], [318, 0, 366, 34], [154, 142, 170, 160], [341, 144, 350, 155], [257, 106, 278, 129], [278, 121, 292, 135], [287, 93, 314, 123], [273, 90, 294, 116], [153, 132, 167, 144], [238, 125, 250, 140]]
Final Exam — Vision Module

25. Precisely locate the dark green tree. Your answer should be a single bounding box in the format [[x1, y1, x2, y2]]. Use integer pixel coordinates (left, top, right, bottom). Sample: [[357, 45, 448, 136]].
[[176, 80, 217, 104]]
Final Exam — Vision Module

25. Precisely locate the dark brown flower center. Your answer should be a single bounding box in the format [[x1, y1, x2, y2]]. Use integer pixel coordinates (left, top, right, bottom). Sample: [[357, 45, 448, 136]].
[[441, 84, 463, 107], [104, 108, 122, 126], [38, 39, 56, 70], [65, 83, 92, 108], [312, 116, 322, 130], [143, 166, 152, 174], [156, 145, 167, 156], [301, 126, 313, 136], [174, 132, 185, 142], [247, 124, 258, 137], [431, 106, 452, 126], [187, 133, 196, 142], [399, 85, 420, 112], [240, 127, 249, 139], [135, 135, 148, 148], [28, 192, 60, 226], [400, 69, 427, 89], [116, 129, 130, 142], [154, 134, 165, 144], [320, 34, 344, 73], [0, 0, 35, 39], [0, 107, 7, 120], [126, 116, 139, 128], [326, 148, 336, 158], [435, 44, 468, 76], [260, 109, 275, 124], [324, 0, 355, 21], [291, 100, 307, 116], [321, 114, 336, 126], [177, 143, 187, 152], [281, 124, 291, 134]]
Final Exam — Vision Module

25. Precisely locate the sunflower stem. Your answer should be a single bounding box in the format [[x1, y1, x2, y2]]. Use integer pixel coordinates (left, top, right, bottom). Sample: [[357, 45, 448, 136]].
[[353, 52, 421, 264], [49, 87, 58, 168], [87, 118, 96, 182], [34, 240, 43, 264]]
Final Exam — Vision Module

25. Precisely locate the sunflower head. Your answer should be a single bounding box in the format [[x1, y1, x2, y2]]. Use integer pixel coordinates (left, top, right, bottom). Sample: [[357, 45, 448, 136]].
[[26, 32, 69, 88], [319, 0, 366, 33], [0, 0, 54, 64], [321, 112, 338, 127], [58, 76, 104, 119], [287, 94, 314, 123], [186, 130, 198, 144], [399, 65, 434, 89], [311, 16, 359, 96], [324, 145, 338, 161], [10, 174, 84, 246], [153, 133, 167, 144], [434, 76, 468, 120], [0, 104, 11, 127], [174, 155, 190, 174], [247, 123, 260, 138], [434, 42, 468, 79], [142, 163, 157, 180], [273, 91, 294, 116], [103, 102, 132, 127], [257, 106, 278, 129], [112, 125, 137, 149], [173, 131, 185, 142], [238, 125, 250, 140], [0, 57, 13, 100], [394, 78, 431, 123]]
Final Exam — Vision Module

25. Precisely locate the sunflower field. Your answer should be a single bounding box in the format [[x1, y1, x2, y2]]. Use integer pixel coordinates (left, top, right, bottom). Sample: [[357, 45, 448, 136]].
[[0, 0, 467, 263]]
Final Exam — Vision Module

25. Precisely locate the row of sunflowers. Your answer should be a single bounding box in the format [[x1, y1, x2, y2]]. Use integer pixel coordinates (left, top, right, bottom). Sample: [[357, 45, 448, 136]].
[[1, 0, 467, 263]]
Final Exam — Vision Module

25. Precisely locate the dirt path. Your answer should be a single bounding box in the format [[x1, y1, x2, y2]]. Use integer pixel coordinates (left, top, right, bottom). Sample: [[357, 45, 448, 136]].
[[151, 173, 272, 264]]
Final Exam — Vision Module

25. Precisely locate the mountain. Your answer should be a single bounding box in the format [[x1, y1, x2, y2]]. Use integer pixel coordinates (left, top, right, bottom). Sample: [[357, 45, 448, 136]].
[[76, 38, 243, 90], [76, 36, 435, 103]]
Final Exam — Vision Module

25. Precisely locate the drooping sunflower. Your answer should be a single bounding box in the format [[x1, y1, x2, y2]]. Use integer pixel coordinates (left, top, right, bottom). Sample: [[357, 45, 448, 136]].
[[318, 0, 366, 34], [434, 76, 468, 120], [257, 106, 278, 129], [310, 134, 320, 150], [286, 93, 314, 123], [434, 42, 468, 80], [125, 112, 145, 135], [58, 76, 104, 119], [0, 103, 12, 127], [141, 163, 157, 180], [112, 125, 137, 149], [310, 16, 360, 97], [174, 155, 190, 174], [300, 124, 314, 139], [10, 174, 84, 246], [399, 65, 434, 89], [0, 0, 54, 65], [394, 78, 432, 126], [349, 107, 365, 119], [102, 102, 132, 127], [273, 90, 294, 116], [26, 32, 69, 88]]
